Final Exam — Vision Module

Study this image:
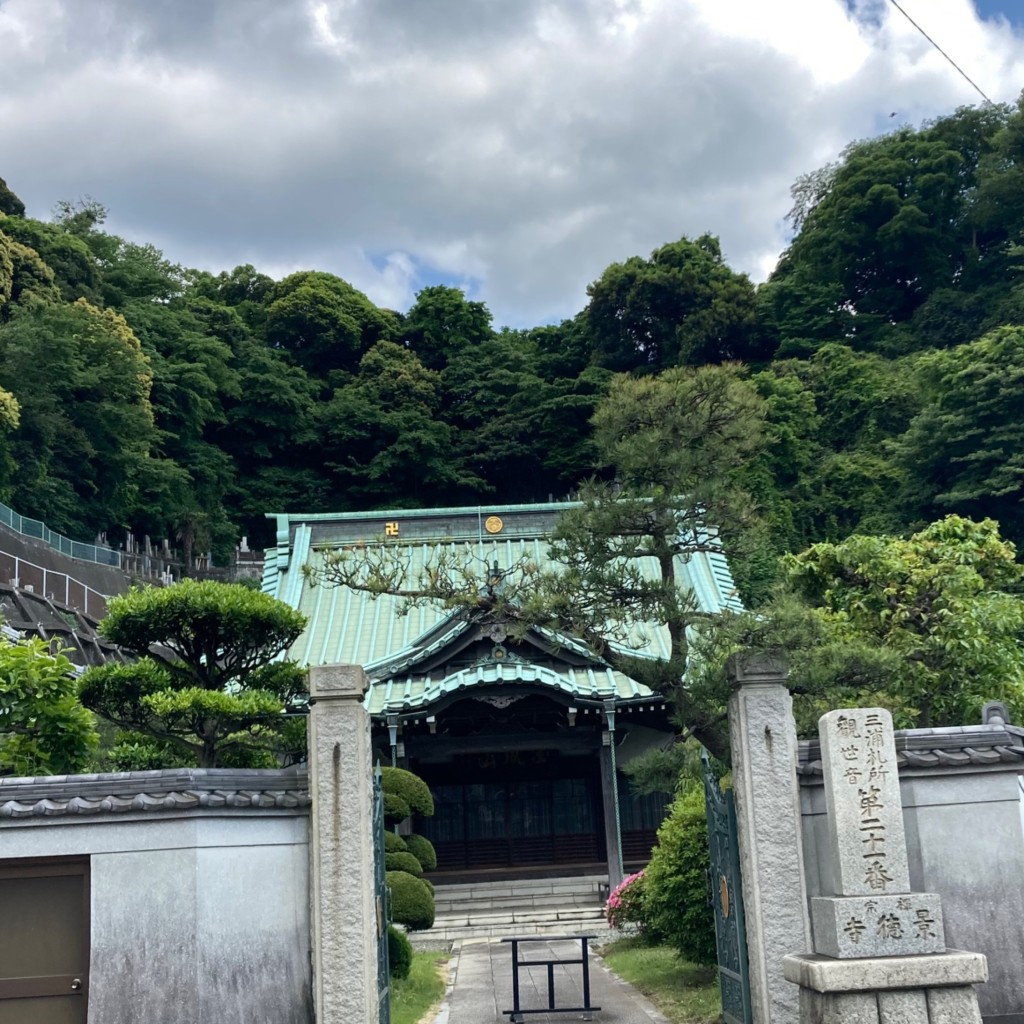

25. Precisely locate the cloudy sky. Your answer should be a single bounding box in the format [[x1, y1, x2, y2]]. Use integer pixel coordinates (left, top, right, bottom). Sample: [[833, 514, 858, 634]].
[[2, 0, 1023, 327]]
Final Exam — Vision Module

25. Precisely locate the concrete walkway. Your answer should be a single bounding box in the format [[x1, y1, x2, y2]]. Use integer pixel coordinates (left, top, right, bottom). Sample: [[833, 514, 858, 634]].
[[433, 937, 670, 1024]]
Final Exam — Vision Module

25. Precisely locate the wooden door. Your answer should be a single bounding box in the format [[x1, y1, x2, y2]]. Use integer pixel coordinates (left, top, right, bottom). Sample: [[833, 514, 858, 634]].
[[0, 860, 89, 1024]]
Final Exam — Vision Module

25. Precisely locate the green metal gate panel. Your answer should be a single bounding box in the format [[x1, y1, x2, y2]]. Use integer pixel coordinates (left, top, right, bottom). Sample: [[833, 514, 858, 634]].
[[374, 765, 392, 1024], [703, 754, 752, 1024]]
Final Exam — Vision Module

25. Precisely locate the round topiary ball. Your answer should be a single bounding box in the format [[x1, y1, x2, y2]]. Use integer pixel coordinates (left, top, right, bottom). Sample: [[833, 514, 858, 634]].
[[383, 830, 409, 853], [387, 870, 435, 931], [386, 851, 424, 876], [387, 925, 413, 980], [381, 767, 434, 821], [403, 833, 437, 871], [383, 790, 412, 823]]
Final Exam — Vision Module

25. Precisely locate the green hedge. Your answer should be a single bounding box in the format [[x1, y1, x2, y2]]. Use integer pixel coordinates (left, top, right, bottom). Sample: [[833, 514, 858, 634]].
[[384, 830, 409, 853], [387, 870, 435, 931], [643, 787, 716, 966], [386, 851, 424, 876], [381, 767, 434, 822], [387, 925, 413, 980], [403, 833, 437, 871], [383, 790, 411, 823]]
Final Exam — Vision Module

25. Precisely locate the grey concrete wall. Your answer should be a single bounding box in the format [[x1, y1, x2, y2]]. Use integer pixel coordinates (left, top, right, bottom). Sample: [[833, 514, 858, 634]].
[[800, 768, 1024, 1023], [0, 811, 311, 1024]]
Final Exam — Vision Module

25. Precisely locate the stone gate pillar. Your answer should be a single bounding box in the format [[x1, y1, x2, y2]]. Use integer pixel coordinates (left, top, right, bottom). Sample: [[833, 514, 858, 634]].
[[308, 664, 378, 1024], [728, 653, 813, 1024]]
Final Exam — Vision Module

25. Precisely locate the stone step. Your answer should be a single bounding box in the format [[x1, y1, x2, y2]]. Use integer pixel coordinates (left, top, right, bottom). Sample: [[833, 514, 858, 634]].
[[430, 874, 607, 900], [433, 891, 604, 914], [412, 912, 611, 944], [433, 906, 606, 929]]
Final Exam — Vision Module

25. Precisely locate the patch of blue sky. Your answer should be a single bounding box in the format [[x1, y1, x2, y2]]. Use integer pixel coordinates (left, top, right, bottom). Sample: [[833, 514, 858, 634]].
[[364, 250, 485, 305]]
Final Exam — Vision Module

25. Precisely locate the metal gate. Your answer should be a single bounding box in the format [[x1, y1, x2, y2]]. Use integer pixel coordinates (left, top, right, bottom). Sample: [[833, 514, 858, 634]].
[[373, 765, 392, 1024], [702, 753, 752, 1024]]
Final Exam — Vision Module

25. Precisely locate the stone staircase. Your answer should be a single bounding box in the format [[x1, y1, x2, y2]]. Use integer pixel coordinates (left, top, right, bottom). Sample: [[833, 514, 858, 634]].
[[413, 874, 611, 943]]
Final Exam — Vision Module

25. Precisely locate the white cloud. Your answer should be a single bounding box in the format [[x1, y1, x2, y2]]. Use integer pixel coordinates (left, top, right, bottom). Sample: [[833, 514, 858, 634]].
[[0, 0, 1022, 326]]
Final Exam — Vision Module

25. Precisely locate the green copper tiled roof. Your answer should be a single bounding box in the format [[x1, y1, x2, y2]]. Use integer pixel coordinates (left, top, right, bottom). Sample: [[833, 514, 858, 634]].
[[367, 662, 648, 715], [264, 502, 743, 715]]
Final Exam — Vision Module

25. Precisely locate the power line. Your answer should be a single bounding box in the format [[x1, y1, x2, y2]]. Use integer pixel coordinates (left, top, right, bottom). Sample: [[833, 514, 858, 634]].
[[886, 0, 995, 106]]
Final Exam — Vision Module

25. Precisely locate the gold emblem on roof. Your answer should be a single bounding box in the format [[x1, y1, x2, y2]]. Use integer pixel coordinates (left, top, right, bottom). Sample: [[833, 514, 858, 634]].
[[484, 515, 504, 534], [384, 521, 400, 536]]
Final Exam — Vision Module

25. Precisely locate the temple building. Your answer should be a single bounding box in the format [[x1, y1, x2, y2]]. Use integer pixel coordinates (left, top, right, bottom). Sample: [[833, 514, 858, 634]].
[[262, 501, 742, 885]]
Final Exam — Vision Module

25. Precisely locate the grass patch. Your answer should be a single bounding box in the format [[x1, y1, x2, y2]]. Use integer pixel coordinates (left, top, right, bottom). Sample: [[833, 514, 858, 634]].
[[390, 950, 450, 1024], [600, 937, 721, 1024]]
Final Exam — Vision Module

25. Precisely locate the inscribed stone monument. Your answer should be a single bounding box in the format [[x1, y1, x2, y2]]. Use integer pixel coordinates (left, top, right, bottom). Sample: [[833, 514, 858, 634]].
[[812, 708, 944, 959], [784, 706, 987, 1024]]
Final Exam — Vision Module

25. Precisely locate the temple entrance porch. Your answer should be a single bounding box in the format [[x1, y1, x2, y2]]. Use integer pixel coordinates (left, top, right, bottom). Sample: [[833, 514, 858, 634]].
[[382, 690, 671, 884]]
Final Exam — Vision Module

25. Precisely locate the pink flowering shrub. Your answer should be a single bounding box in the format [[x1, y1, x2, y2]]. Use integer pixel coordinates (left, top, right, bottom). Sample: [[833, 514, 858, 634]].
[[605, 869, 648, 931]]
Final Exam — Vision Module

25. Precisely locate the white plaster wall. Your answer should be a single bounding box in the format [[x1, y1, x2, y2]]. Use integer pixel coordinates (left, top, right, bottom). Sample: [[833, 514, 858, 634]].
[[196, 833, 311, 1024], [0, 812, 311, 1024], [800, 769, 1024, 1022]]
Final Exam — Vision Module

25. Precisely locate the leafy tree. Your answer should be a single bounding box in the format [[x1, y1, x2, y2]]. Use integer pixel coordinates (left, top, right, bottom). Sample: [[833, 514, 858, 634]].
[[769, 105, 1011, 355], [121, 299, 240, 556], [585, 234, 765, 371], [786, 516, 1024, 726], [320, 340, 481, 507], [0, 298, 158, 534], [265, 271, 396, 376], [80, 581, 308, 768], [401, 284, 493, 371], [314, 363, 768, 760], [0, 177, 25, 218], [695, 517, 1024, 733], [0, 637, 97, 775], [0, 213, 101, 304], [897, 326, 1024, 545], [0, 230, 62, 318]]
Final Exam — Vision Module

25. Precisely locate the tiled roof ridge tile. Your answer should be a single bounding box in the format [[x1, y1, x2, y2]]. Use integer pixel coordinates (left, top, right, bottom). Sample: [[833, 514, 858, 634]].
[[798, 721, 1024, 776], [0, 767, 310, 820]]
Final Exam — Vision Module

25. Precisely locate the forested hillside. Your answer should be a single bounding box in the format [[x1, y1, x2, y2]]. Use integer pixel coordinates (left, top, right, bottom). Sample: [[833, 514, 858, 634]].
[[3, 98, 1024, 595]]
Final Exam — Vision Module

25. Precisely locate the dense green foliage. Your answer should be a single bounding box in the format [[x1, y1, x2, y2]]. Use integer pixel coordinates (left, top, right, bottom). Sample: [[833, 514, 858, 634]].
[[0, 637, 97, 775], [685, 516, 1024, 735], [387, 925, 414, 982], [403, 833, 438, 871], [386, 870, 436, 932], [381, 766, 435, 822], [79, 580, 308, 767], [641, 788, 717, 966], [5, 99, 1024, 744], [386, 851, 424, 876], [4, 97, 1024, 574], [382, 767, 437, 932]]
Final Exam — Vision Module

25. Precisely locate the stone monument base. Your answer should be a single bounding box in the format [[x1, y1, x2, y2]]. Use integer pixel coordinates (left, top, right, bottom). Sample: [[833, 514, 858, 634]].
[[783, 950, 987, 1024]]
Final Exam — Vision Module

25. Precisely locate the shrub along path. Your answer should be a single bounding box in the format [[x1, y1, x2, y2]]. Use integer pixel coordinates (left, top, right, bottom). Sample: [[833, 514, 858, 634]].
[[440, 936, 670, 1024]]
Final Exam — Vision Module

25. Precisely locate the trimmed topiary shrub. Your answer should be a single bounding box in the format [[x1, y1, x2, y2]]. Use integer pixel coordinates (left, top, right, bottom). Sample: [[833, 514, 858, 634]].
[[383, 791, 411, 822], [386, 851, 424, 876], [642, 787, 716, 966], [381, 767, 434, 822], [387, 870, 435, 931], [403, 833, 437, 871], [421, 877, 435, 897], [387, 925, 413, 980], [383, 830, 409, 853]]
